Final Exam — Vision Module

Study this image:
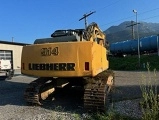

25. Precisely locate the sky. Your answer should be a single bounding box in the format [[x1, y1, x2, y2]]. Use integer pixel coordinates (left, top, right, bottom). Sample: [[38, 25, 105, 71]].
[[0, 0, 159, 44]]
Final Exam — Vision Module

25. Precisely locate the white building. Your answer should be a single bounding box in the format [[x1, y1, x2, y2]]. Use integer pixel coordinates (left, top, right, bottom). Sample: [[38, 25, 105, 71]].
[[0, 40, 29, 70]]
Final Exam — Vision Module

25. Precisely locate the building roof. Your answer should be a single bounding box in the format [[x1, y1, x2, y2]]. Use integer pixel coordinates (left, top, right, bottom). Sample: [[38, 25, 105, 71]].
[[0, 40, 30, 46]]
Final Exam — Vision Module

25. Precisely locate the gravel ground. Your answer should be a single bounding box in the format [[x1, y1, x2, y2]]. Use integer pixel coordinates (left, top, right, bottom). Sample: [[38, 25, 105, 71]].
[[113, 71, 159, 119], [114, 99, 142, 119], [0, 70, 159, 120]]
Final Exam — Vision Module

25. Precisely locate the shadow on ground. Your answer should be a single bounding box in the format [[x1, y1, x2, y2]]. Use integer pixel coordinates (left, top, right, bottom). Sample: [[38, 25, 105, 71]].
[[0, 75, 158, 113], [0, 75, 28, 106]]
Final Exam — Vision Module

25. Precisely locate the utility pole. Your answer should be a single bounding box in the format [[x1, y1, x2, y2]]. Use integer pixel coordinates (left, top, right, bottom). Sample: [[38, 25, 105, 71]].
[[79, 11, 96, 29], [157, 34, 159, 56], [126, 21, 139, 39], [133, 9, 140, 68], [12, 37, 14, 42]]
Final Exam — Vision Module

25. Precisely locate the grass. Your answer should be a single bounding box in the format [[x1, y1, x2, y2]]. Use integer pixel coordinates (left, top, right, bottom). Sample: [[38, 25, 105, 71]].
[[52, 101, 143, 119], [139, 64, 159, 120], [87, 112, 140, 120], [51, 110, 140, 120], [109, 54, 159, 71], [51, 102, 141, 120]]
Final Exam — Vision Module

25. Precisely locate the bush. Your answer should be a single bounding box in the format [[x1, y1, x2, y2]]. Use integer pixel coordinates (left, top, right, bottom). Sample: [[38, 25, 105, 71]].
[[140, 64, 159, 120]]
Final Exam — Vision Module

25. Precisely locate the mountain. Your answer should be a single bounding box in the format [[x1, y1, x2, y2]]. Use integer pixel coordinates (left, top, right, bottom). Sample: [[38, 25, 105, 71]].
[[104, 21, 159, 43]]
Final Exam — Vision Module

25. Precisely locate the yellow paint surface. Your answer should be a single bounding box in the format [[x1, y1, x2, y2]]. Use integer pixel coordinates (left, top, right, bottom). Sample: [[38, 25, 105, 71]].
[[21, 41, 108, 77]]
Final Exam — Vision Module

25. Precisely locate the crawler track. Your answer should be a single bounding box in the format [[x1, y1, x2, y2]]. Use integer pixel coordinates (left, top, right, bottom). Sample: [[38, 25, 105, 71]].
[[84, 83, 108, 111], [24, 77, 55, 105], [24, 70, 114, 112], [84, 70, 114, 112]]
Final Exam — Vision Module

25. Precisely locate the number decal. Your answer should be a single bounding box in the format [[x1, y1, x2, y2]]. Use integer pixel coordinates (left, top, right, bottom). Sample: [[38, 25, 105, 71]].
[[41, 47, 59, 56]]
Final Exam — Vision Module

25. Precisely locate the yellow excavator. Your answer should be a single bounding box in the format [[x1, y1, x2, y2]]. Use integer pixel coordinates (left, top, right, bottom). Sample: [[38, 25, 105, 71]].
[[21, 22, 114, 111]]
